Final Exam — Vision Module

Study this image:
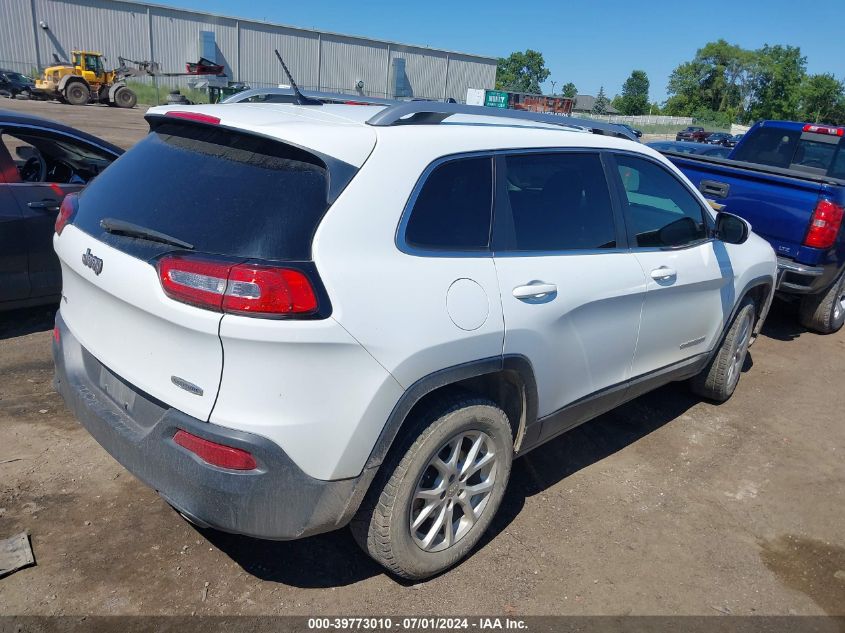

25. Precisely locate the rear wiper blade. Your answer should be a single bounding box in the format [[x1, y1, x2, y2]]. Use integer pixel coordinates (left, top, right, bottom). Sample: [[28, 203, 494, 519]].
[[99, 218, 194, 250]]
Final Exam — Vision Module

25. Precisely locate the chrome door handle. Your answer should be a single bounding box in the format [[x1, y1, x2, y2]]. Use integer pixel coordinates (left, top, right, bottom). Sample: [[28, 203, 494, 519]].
[[513, 283, 557, 299], [650, 266, 677, 281], [28, 199, 60, 211]]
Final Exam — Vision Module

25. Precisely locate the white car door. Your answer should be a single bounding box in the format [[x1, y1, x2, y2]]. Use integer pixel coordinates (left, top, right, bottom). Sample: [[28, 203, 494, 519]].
[[610, 152, 733, 378], [493, 152, 647, 438]]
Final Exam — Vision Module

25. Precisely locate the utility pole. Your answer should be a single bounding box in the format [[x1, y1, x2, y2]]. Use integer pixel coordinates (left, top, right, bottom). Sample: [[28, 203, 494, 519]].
[[550, 80, 557, 96]]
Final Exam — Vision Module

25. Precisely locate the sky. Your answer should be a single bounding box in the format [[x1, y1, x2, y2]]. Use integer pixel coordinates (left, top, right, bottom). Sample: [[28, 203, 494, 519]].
[[150, 0, 844, 101]]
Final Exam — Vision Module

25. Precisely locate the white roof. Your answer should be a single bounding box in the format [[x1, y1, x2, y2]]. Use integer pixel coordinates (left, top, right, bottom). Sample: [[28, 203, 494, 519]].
[[148, 103, 649, 167]]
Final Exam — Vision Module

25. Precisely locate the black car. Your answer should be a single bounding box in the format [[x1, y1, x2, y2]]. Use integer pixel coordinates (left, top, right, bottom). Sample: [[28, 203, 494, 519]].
[[619, 123, 643, 139], [724, 133, 744, 148], [0, 70, 37, 98], [647, 140, 732, 158], [1, 110, 122, 310], [705, 132, 732, 145]]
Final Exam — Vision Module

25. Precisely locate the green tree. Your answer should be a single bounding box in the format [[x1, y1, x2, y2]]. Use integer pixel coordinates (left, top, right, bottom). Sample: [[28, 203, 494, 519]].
[[495, 50, 550, 94], [593, 86, 610, 115], [611, 94, 624, 112], [664, 40, 756, 119], [561, 82, 577, 98], [618, 70, 650, 115], [747, 44, 806, 121], [800, 73, 845, 123]]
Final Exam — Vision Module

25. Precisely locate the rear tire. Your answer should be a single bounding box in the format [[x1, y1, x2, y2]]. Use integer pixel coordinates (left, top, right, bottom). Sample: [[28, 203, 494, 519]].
[[63, 81, 89, 106], [691, 297, 756, 402], [351, 394, 513, 580], [798, 271, 845, 334], [113, 86, 137, 109]]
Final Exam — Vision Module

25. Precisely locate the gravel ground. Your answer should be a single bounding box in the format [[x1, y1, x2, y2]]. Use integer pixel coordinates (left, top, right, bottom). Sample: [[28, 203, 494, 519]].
[[0, 97, 843, 618]]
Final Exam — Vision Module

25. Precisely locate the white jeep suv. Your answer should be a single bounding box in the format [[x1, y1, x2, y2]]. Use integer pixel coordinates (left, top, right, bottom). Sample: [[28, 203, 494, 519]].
[[52, 101, 777, 579]]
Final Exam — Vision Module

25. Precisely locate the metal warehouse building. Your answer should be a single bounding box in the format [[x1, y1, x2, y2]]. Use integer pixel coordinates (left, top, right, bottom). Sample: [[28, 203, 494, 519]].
[[1, 0, 497, 101]]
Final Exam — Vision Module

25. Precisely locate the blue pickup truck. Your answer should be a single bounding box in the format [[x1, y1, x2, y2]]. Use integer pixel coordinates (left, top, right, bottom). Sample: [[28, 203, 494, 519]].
[[659, 120, 845, 333]]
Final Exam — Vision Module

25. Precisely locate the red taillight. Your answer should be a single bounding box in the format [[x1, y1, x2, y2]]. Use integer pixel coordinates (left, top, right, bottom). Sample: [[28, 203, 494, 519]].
[[165, 111, 221, 125], [224, 265, 318, 315], [157, 254, 318, 317], [55, 193, 78, 235], [804, 198, 844, 249], [173, 430, 257, 470], [802, 124, 844, 137], [158, 254, 230, 311]]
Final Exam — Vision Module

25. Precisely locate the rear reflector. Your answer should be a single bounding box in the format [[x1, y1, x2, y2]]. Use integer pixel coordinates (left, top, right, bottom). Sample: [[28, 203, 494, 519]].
[[804, 198, 844, 249], [157, 254, 318, 317], [55, 193, 78, 235], [802, 124, 845, 137], [165, 111, 221, 125], [173, 430, 257, 470], [52, 325, 60, 343]]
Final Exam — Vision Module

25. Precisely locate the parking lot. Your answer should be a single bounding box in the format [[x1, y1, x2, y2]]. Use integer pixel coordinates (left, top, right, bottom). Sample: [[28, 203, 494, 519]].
[[0, 98, 844, 617]]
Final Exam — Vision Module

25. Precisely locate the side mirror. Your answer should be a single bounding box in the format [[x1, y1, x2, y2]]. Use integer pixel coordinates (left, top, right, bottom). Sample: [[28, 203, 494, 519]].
[[715, 211, 749, 245]]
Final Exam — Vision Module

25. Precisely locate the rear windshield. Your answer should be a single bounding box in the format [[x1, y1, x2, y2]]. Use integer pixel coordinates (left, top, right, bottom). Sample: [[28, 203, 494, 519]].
[[732, 126, 844, 177], [74, 122, 331, 261]]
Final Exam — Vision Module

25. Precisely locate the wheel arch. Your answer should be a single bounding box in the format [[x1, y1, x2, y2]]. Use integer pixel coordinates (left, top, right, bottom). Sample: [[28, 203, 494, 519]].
[[107, 80, 127, 102], [715, 275, 774, 356], [365, 356, 538, 474], [57, 74, 88, 93], [336, 355, 537, 533]]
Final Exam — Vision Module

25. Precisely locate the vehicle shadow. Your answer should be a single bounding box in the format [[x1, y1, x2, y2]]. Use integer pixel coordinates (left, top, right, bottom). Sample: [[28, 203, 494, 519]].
[[0, 304, 58, 341], [479, 381, 701, 552], [201, 380, 704, 588], [760, 299, 807, 342]]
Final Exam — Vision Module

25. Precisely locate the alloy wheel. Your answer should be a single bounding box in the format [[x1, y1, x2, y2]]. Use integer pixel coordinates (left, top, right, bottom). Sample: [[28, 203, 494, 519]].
[[410, 430, 498, 553]]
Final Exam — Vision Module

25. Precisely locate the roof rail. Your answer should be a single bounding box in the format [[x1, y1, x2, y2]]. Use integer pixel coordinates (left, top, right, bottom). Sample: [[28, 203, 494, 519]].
[[365, 101, 637, 140], [221, 87, 399, 106]]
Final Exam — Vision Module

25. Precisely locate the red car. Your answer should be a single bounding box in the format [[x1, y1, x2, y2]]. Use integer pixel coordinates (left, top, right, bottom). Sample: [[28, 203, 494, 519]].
[[675, 126, 709, 142]]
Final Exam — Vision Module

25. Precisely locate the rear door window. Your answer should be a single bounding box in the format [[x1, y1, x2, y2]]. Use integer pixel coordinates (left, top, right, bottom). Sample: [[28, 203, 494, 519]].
[[404, 156, 493, 251], [73, 122, 334, 261], [499, 152, 617, 251]]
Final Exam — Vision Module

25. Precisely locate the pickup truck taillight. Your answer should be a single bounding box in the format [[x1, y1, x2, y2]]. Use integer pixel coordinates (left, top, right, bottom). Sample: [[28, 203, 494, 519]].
[[804, 199, 844, 249], [157, 254, 318, 317], [802, 124, 844, 137]]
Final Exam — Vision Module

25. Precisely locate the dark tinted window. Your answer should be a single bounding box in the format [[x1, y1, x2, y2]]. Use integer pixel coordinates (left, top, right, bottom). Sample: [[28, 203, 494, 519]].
[[502, 152, 616, 251], [405, 156, 492, 251], [790, 138, 839, 174], [732, 127, 801, 168], [831, 146, 845, 179], [616, 154, 707, 248], [74, 123, 331, 261]]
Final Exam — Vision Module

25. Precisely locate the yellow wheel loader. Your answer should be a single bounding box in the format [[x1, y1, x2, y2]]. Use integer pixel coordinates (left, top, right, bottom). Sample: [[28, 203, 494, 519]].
[[36, 51, 138, 108]]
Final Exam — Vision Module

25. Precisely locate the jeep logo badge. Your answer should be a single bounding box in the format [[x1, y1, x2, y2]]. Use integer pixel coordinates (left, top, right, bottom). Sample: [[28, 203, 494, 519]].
[[82, 248, 103, 275]]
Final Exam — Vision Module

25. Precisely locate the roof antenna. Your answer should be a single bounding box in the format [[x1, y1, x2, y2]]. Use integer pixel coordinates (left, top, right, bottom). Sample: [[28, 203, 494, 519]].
[[274, 49, 321, 106]]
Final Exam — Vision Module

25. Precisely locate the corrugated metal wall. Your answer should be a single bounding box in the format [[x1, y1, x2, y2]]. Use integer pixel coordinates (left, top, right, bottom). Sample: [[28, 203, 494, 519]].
[[0, 0, 496, 101], [1, 0, 39, 74]]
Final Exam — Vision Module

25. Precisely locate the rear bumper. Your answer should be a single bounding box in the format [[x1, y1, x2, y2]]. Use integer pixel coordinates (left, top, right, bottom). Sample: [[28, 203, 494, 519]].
[[52, 311, 372, 540], [776, 257, 840, 295]]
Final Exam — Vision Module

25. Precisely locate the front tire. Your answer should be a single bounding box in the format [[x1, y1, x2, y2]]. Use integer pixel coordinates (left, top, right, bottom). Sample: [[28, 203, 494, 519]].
[[351, 395, 513, 580], [798, 271, 845, 334], [691, 297, 756, 402], [63, 81, 89, 106], [113, 86, 137, 108]]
